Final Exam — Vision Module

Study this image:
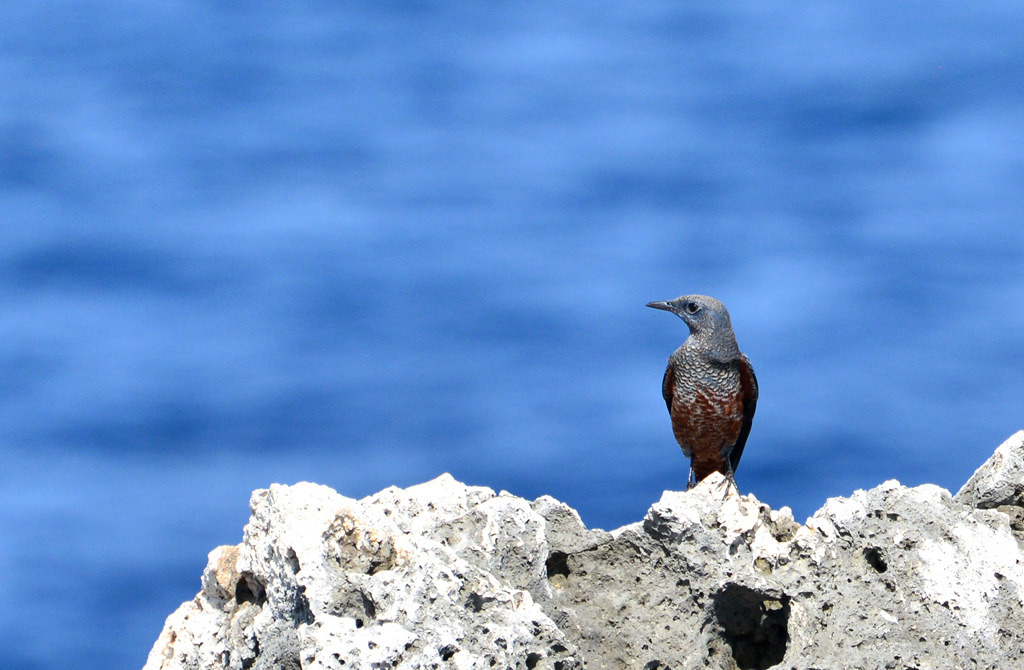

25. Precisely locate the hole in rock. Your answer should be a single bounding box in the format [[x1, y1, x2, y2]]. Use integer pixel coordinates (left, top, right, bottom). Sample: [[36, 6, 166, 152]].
[[235, 573, 267, 606], [863, 547, 887, 573], [546, 551, 570, 580], [525, 652, 542, 669], [438, 644, 458, 661], [712, 583, 789, 670]]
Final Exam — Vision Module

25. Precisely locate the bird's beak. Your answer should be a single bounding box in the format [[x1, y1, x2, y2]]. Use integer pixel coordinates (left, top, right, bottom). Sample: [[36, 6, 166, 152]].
[[646, 300, 675, 313]]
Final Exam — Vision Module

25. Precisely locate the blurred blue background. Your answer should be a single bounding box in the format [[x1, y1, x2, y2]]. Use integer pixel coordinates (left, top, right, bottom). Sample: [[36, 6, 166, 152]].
[[3, 2, 1023, 669]]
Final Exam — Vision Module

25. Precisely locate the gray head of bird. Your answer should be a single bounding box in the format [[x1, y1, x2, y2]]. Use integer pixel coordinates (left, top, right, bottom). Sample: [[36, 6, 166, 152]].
[[646, 294, 740, 359]]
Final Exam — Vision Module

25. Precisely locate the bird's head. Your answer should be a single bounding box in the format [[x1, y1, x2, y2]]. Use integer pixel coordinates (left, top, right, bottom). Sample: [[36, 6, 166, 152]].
[[646, 294, 737, 351]]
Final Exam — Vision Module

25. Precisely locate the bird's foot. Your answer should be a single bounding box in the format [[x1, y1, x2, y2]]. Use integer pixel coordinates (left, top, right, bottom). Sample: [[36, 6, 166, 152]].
[[716, 469, 739, 498]]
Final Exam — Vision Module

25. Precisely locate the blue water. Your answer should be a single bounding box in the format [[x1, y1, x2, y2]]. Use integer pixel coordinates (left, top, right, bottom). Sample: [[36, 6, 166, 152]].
[[3, 3, 1023, 668]]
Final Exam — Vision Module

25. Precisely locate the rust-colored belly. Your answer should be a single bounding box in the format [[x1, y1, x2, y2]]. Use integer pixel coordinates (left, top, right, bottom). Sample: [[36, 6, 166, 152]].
[[670, 387, 744, 480]]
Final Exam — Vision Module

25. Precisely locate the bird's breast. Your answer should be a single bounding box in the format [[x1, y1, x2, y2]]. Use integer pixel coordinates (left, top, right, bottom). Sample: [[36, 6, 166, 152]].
[[669, 351, 742, 402], [667, 353, 746, 461]]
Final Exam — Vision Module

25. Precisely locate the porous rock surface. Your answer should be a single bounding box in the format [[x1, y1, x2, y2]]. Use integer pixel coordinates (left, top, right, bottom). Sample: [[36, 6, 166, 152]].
[[145, 431, 1024, 670]]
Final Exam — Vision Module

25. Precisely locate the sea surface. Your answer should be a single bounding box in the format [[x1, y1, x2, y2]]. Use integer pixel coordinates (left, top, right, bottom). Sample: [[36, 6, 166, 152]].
[[2, 3, 1023, 669]]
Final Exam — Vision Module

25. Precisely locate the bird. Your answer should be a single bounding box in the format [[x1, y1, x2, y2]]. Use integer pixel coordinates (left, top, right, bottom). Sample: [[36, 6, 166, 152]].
[[646, 294, 758, 490]]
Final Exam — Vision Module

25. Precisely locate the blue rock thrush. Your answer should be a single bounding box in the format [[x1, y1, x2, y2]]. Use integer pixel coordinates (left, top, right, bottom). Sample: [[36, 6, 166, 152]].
[[646, 295, 758, 489]]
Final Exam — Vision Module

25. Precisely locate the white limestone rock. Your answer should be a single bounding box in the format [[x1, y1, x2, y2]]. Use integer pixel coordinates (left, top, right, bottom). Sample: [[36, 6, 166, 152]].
[[956, 430, 1024, 509], [144, 477, 580, 670], [146, 432, 1024, 670]]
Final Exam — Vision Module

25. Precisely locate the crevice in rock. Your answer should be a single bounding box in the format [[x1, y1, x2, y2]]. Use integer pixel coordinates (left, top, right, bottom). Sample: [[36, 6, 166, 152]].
[[284, 548, 300, 574], [241, 636, 259, 670], [236, 572, 267, 607], [295, 585, 315, 625], [360, 591, 377, 620], [863, 547, 888, 573], [712, 583, 789, 670]]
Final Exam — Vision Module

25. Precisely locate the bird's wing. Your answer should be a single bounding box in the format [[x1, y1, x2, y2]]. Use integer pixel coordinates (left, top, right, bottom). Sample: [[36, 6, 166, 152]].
[[728, 354, 759, 473], [661, 365, 674, 413]]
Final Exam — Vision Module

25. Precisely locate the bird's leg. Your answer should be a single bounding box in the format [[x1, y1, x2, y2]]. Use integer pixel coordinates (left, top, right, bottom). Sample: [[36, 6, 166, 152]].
[[686, 465, 697, 491], [718, 463, 738, 496]]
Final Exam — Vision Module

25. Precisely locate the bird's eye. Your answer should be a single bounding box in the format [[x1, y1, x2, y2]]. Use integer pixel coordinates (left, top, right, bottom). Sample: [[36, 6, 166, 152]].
[[685, 302, 700, 314]]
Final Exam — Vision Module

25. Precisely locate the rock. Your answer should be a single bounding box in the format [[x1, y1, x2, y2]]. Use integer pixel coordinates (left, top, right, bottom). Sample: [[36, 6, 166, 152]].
[[146, 434, 1024, 670], [551, 477, 1024, 669], [956, 430, 1024, 509], [145, 478, 579, 670]]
